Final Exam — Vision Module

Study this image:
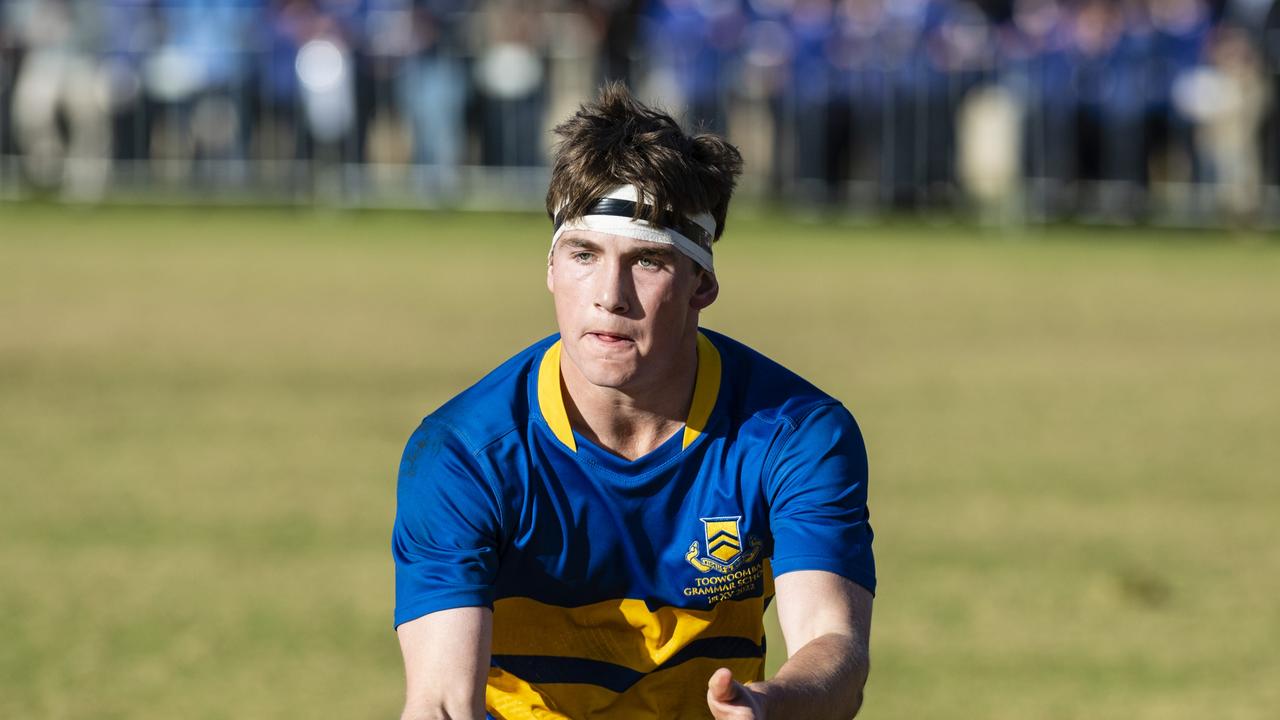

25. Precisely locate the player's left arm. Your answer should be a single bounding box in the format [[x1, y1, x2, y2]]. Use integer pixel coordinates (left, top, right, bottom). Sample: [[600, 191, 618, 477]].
[[706, 570, 872, 720], [708, 401, 875, 719]]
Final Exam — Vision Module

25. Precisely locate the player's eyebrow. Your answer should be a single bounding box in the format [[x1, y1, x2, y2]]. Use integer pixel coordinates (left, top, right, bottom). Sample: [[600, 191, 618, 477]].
[[632, 246, 676, 261], [563, 237, 603, 252]]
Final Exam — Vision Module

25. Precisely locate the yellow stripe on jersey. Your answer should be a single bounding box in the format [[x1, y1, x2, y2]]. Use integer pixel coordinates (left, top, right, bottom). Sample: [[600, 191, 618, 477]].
[[682, 332, 722, 449], [537, 340, 576, 451], [487, 656, 765, 720], [491, 589, 769, 673], [486, 667, 571, 720]]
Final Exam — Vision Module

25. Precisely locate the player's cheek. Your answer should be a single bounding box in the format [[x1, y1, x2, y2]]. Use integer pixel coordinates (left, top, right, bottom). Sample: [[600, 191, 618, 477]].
[[555, 271, 585, 306], [572, 263, 600, 288]]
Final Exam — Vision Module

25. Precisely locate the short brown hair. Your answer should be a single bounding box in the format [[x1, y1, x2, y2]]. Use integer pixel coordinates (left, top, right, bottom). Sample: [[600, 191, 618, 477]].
[[546, 82, 744, 244]]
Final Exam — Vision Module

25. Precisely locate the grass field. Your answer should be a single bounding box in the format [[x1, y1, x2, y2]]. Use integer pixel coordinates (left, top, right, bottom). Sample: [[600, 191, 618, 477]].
[[2, 203, 1277, 719]]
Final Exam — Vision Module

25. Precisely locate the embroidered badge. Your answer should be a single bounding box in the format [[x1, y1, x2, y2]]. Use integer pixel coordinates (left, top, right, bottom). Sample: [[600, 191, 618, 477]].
[[682, 516, 764, 603]]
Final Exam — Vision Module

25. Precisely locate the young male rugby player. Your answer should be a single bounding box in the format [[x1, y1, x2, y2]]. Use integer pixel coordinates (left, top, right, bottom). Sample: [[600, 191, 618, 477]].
[[393, 83, 875, 720]]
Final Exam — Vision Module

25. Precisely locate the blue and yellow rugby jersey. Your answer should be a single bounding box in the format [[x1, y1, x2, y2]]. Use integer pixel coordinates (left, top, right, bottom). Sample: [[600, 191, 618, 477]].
[[393, 329, 874, 719]]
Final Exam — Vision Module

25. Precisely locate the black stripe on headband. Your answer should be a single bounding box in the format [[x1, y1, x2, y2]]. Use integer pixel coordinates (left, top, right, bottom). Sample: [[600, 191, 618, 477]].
[[553, 198, 713, 250]]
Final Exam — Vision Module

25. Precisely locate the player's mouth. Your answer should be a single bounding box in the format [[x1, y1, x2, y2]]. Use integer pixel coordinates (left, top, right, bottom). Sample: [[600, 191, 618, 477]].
[[586, 331, 635, 345]]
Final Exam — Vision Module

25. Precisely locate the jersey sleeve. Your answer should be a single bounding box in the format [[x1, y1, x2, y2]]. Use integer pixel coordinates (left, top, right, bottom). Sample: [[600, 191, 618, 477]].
[[392, 419, 504, 628], [766, 403, 876, 595]]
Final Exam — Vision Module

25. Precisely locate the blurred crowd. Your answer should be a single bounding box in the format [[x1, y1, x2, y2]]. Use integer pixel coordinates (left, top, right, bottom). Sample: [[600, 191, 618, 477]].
[[0, 0, 1277, 222]]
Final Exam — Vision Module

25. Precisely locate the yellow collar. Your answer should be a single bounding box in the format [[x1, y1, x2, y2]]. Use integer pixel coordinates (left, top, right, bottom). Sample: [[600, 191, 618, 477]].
[[537, 332, 722, 453]]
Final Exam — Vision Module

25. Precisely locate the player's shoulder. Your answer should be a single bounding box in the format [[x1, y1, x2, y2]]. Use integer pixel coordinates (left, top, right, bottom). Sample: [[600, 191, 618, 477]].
[[413, 333, 559, 455], [703, 328, 849, 430]]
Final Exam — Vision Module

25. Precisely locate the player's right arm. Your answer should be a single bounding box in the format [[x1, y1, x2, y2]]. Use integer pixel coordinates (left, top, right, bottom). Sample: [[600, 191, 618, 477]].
[[397, 607, 492, 720], [393, 419, 505, 720]]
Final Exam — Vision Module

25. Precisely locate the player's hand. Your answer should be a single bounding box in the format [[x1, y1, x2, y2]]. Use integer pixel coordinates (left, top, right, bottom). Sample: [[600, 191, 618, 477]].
[[706, 667, 766, 720]]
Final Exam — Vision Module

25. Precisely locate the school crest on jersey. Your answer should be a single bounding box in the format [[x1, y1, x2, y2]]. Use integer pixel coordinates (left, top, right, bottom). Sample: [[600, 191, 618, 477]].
[[685, 516, 762, 573]]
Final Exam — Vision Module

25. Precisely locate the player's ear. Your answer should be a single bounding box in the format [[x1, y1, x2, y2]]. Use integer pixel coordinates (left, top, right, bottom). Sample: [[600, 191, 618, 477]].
[[690, 268, 718, 310], [546, 258, 555, 294]]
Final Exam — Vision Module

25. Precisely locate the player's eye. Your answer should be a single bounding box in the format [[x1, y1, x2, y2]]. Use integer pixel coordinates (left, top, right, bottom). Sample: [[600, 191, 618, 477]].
[[571, 251, 595, 263], [637, 255, 663, 270]]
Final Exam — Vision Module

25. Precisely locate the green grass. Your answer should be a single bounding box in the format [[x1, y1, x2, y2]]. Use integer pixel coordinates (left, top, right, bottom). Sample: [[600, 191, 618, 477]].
[[2, 204, 1277, 719]]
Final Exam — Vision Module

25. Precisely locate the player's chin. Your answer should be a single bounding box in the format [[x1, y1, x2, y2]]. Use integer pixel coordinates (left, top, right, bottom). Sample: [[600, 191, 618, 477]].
[[579, 363, 639, 389], [572, 350, 642, 385]]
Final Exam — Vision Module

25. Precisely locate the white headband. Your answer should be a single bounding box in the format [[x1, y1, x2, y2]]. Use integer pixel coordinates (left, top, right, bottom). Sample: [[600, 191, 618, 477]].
[[550, 185, 716, 273]]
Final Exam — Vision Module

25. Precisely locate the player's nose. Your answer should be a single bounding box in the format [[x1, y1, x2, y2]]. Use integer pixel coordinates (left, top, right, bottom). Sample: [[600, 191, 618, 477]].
[[592, 257, 632, 314]]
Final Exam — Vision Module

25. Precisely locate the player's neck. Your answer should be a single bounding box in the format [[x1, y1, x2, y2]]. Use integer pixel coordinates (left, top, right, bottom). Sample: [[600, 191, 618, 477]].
[[560, 336, 699, 462]]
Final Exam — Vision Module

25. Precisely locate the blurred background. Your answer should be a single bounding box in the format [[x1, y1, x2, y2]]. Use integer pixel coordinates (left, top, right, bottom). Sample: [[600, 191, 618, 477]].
[[2, 2, 1279, 720], [1, 0, 1280, 225]]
